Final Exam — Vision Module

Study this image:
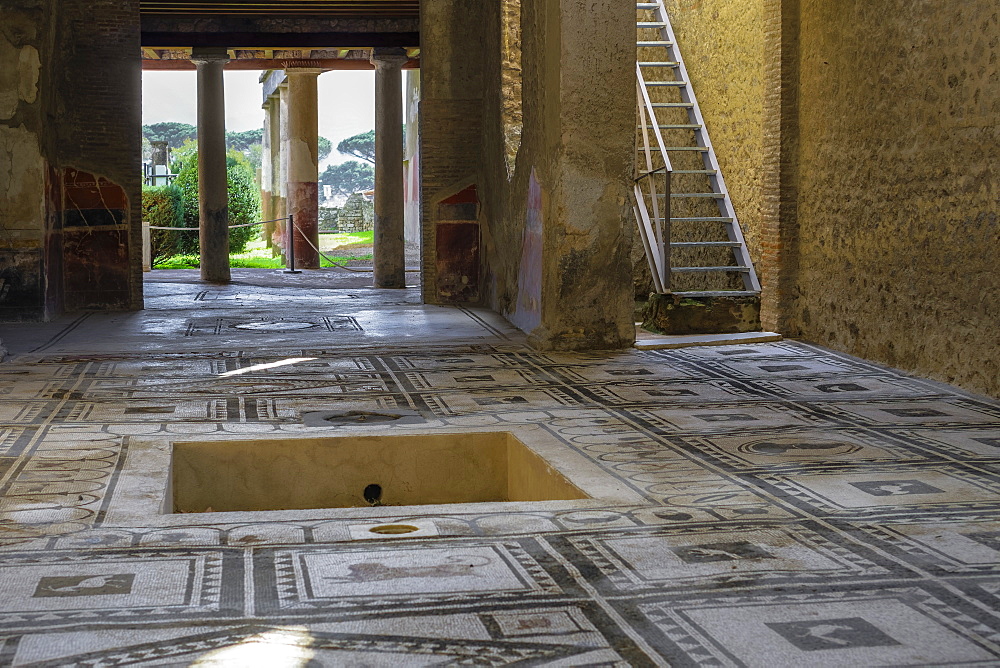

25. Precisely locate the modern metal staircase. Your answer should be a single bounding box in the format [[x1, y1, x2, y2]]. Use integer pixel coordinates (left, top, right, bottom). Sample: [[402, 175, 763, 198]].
[[633, 0, 760, 298]]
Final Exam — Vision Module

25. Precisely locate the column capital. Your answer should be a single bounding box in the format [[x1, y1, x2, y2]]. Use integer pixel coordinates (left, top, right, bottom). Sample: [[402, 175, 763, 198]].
[[370, 47, 409, 69], [281, 65, 324, 75], [190, 47, 230, 66]]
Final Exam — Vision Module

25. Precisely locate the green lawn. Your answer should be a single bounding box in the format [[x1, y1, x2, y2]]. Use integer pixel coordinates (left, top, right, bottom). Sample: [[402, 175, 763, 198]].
[[153, 231, 374, 269]]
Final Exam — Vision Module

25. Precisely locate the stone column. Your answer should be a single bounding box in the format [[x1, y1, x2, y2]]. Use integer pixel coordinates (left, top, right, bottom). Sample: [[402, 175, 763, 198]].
[[370, 48, 409, 288], [285, 68, 321, 269], [191, 47, 231, 283], [276, 81, 290, 255], [260, 96, 277, 248]]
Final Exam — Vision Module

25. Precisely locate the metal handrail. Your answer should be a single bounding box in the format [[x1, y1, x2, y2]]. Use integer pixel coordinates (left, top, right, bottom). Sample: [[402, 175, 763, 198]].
[[633, 62, 672, 293]]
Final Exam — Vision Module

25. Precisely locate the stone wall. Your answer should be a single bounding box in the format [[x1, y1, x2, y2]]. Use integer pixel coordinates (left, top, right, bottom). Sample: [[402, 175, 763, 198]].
[[337, 194, 375, 233], [790, 0, 999, 396], [664, 0, 999, 397], [0, 0, 142, 320]]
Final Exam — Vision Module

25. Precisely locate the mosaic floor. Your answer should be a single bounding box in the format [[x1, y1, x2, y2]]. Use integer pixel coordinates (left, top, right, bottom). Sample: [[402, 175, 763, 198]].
[[0, 271, 999, 666]]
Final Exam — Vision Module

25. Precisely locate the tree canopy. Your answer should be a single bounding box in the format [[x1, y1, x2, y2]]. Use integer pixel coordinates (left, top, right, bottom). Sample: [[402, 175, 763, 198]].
[[317, 136, 332, 162], [142, 122, 197, 148], [148, 124, 331, 172], [225, 129, 263, 152], [336, 130, 375, 164], [320, 160, 375, 197]]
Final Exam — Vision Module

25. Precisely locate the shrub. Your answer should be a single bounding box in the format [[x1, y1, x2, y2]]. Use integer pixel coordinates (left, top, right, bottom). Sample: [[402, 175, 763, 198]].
[[141, 184, 188, 264], [169, 143, 262, 257]]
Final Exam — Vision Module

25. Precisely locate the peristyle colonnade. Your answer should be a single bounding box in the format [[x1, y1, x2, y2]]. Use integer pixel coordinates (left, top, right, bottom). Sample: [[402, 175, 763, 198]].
[[191, 48, 409, 283]]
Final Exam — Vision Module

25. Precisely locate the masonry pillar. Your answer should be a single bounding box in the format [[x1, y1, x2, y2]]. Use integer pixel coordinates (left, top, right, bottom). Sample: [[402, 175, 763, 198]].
[[192, 48, 231, 283], [370, 48, 409, 288], [285, 69, 321, 269]]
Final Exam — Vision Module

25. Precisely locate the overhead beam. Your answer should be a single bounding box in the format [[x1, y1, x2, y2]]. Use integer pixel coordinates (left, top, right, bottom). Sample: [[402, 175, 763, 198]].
[[141, 31, 419, 48], [142, 57, 420, 70]]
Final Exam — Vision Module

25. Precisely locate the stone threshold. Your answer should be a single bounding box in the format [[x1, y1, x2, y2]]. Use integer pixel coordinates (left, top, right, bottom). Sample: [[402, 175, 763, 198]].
[[634, 326, 782, 350]]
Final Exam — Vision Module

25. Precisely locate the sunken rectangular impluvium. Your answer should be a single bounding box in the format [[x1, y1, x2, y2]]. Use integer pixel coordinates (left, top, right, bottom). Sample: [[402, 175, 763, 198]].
[[171, 432, 588, 513]]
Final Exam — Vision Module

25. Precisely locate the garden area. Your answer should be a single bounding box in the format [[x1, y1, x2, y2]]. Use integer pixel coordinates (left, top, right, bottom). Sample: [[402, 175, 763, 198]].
[[153, 232, 375, 270], [141, 138, 374, 270]]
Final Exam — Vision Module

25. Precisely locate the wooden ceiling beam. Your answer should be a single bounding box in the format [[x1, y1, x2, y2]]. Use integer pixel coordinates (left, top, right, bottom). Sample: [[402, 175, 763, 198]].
[[141, 31, 419, 48], [141, 57, 420, 70]]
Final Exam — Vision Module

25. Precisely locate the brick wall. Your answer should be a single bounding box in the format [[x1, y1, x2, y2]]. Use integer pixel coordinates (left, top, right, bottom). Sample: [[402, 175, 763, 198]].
[[55, 0, 143, 311]]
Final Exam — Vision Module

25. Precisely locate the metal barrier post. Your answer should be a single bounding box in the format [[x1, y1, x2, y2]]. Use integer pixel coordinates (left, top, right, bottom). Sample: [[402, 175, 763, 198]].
[[284, 214, 300, 274]]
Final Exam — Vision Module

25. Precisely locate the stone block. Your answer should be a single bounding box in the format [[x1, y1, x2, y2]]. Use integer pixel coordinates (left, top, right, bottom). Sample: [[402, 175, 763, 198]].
[[642, 293, 762, 335]]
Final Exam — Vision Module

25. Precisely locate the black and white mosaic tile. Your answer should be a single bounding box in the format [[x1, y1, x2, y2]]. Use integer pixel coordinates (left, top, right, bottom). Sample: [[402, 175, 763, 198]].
[[1, 326, 999, 664]]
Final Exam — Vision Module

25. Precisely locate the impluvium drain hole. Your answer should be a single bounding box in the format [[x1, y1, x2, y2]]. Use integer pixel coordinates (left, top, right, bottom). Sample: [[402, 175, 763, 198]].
[[363, 483, 383, 506]]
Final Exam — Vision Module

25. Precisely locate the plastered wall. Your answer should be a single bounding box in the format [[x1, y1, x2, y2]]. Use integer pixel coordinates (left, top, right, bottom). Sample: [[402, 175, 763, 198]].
[[0, 2, 56, 320], [0, 0, 143, 320]]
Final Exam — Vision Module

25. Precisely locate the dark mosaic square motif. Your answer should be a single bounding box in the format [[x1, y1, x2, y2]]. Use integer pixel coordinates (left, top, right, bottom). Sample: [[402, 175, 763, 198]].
[[694, 413, 758, 422], [766, 617, 900, 651], [474, 396, 530, 406], [671, 541, 774, 563], [814, 382, 871, 393], [760, 365, 810, 372], [849, 480, 945, 497], [33, 573, 135, 598], [882, 408, 947, 418], [644, 388, 698, 397], [604, 369, 653, 376]]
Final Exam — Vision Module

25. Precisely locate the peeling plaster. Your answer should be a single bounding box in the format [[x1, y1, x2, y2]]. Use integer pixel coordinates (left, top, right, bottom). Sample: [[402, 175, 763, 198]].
[[0, 37, 40, 119], [0, 124, 46, 236]]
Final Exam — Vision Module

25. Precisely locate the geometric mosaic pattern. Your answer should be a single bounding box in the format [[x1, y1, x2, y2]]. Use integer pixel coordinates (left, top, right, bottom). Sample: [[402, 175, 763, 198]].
[[0, 278, 999, 665]]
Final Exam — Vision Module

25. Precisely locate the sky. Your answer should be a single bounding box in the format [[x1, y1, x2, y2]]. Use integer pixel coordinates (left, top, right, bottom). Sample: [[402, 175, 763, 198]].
[[141, 70, 376, 169]]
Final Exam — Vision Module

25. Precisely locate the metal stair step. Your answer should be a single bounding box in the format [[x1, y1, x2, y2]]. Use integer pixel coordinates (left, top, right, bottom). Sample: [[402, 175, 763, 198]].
[[670, 169, 717, 175], [636, 3, 659, 7], [669, 193, 725, 198], [670, 241, 742, 247], [647, 124, 702, 129], [651, 102, 693, 108], [671, 266, 751, 273], [635, 145, 709, 151], [644, 81, 687, 87], [671, 217, 735, 222], [670, 290, 760, 297], [637, 40, 674, 47], [639, 62, 680, 67], [637, 22, 668, 27]]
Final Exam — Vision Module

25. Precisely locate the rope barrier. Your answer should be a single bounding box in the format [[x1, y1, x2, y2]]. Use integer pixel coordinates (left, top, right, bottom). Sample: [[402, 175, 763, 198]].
[[290, 220, 371, 273], [147, 216, 287, 232], [146, 216, 416, 275]]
